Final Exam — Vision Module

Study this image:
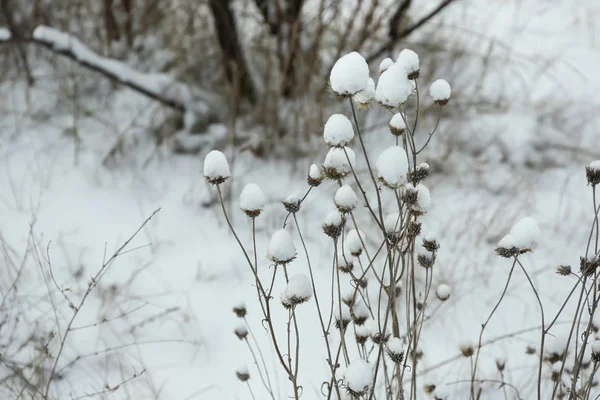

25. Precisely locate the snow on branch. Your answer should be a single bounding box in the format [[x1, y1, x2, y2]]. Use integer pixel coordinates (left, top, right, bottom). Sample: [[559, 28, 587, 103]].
[[0, 25, 219, 115]]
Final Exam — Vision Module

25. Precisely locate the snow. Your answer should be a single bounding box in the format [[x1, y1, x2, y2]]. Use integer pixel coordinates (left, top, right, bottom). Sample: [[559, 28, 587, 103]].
[[387, 337, 404, 354], [31, 26, 215, 110], [412, 183, 432, 213], [429, 79, 451, 101], [203, 150, 231, 182], [376, 146, 409, 188], [344, 229, 365, 256], [284, 274, 312, 303], [344, 359, 371, 394], [589, 160, 600, 170], [384, 213, 401, 234], [389, 113, 406, 134], [324, 114, 354, 147], [509, 217, 541, 250], [353, 77, 375, 105], [592, 340, 600, 354], [324, 146, 356, 176], [375, 62, 413, 107], [239, 183, 266, 213], [309, 164, 321, 179], [355, 324, 370, 338], [329, 51, 370, 96], [324, 210, 344, 227], [0, 28, 11, 41], [351, 300, 370, 322], [235, 364, 249, 375], [234, 322, 248, 339], [378, 57, 394, 73], [267, 229, 296, 264], [436, 283, 451, 301], [334, 185, 358, 212], [497, 233, 518, 249], [284, 193, 301, 205], [396, 49, 420, 76]]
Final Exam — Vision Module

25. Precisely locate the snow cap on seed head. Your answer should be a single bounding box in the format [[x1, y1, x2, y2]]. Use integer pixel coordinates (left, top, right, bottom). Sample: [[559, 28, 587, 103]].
[[281, 274, 313, 308], [267, 229, 296, 265], [389, 113, 406, 136], [235, 364, 250, 382], [430, 79, 451, 106], [397, 48, 420, 79], [239, 183, 265, 217], [376, 62, 413, 107], [203, 150, 230, 184], [344, 229, 365, 257], [324, 147, 355, 180], [379, 57, 394, 73], [323, 210, 345, 239], [308, 164, 324, 187], [586, 160, 600, 186], [234, 322, 248, 340], [344, 359, 372, 396], [376, 146, 409, 189], [353, 78, 375, 107], [329, 52, 370, 97], [334, 185, 358, 213], [324, 114, 354, 147]]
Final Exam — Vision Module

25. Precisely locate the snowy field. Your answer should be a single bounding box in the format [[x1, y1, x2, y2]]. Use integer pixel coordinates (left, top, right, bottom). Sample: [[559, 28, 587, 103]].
[[1, 1, 600, 399]]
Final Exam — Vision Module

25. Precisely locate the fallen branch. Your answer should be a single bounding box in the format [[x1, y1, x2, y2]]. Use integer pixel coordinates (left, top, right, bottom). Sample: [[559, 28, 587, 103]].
[[0, 25, 219, 115]]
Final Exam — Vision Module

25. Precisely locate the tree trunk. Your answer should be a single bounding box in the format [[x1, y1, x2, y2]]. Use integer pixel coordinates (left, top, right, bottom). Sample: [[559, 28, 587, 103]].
[[208, 0, 256, 103]]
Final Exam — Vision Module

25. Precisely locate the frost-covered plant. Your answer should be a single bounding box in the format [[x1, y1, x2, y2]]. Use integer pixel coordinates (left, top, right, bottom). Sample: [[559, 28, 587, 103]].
[[206, 48, 453, 400]]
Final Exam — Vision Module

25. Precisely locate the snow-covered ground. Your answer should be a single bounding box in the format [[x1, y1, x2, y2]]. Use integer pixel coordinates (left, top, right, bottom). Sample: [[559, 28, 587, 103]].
[[1, 0, 600, 399]]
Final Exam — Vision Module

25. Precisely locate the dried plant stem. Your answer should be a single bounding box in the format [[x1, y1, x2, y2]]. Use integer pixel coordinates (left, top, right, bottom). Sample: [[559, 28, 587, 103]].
[[471, 256, 518, 400]]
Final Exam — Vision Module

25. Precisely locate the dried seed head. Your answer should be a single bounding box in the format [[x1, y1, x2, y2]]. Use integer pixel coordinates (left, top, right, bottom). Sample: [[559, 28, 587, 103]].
[[334, 185, 358, 213], [409, 162, 430, 183], [389, 113, 406, 136], [401, 184, 418, 207], [495, 358, 506, 372], [417, 246, 434, 269], [556, 265, 572, 276], [551, 364, 562, 382], [323, 211, 346, 239], [592, 340, 600, 363], [495, 234, 520, 258], [342, 288, 356, 306], [355, 324, 369, 345], [283, 193, 301, 213], [234, 322, 248, 340], [240, 183, 266, 218], [335, 306, 351, 330], [581, 255, 600, 277], [586, 161, 600, 186], [424, 384, 436, 394], [232, 301, 247, 318], [235, 365, 250, 382], [281, 274, 313, 307], [203, 150, 231, 185], [407, 220, 422, 237], [526, 345, 536, 355], [460, 341, 474, 357], [436, 283, 450, 301], [422, 233, 440, 252], [307, 164, 324, 187], [338, 257, 355, 273], [267, 229, 296, 266], [367, 320, 390, 345], [386, 337, 405, 364], [351, 300, 370, 326]]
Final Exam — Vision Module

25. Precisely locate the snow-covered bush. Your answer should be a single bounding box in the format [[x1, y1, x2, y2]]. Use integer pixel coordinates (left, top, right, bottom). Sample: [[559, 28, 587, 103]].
[[206, 48, 600, 400]]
